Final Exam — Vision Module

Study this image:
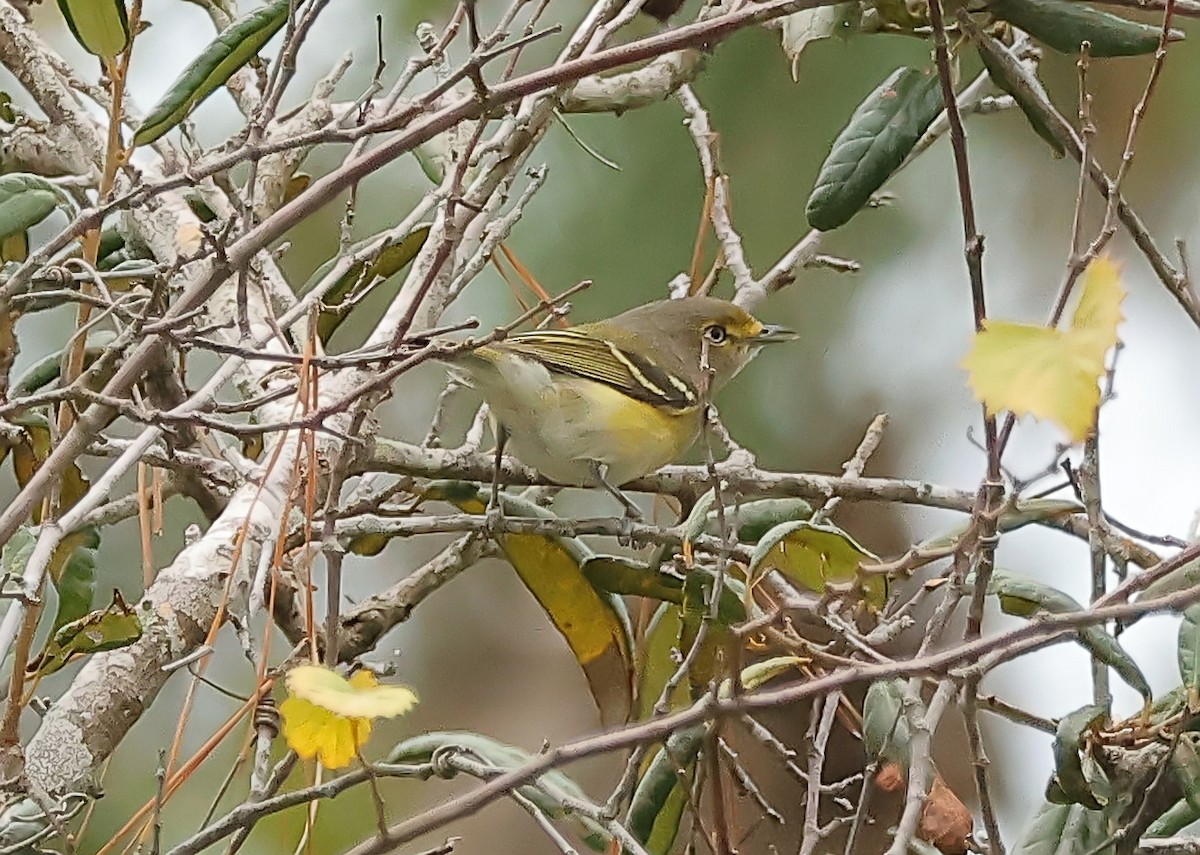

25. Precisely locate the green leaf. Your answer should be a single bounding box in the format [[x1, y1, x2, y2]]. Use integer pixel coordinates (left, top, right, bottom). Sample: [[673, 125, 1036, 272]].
[[863, 678, 912, 767], [1, 527, 35, 582], [1, 231, 28, 263], [0, 174, 64, 241], [739, 655, 804, 692], [47, 528, 100, 634], [101, 259, 156, 292], [428, 482, 634, 726], [680, 489, 717, 543], [8, 348, 60, 398], [301, 225, 433, 345], [283, 173, 311, 205], [1171, 734, 1200, 814], [806, 67, 944, 231], [346, 532, 390, 557], [1151, 685, 1187, 721], [27, 589, 142, 677], [918, 498, 1082, 551], [133, 0, 290, 146], [1050, 703, 1108, 810], [987, 0, 1181, 56], [1011, 802, 1111, 855], [642, 781, 689, 855], [988, 573, 1078, 617], [387, 732, 611, 852], [747, 519, 888, 610], [627, 726, 705, 851], [636, 602, 687, 719], [11, 413, 91, 523], [678, 573, 736, 695], [1146, 797, 1200, 837], [1139, 553, 1200, 607], [11, 332, 119, 398], [633, 658, 801, 852], [1180, 603, 1200, 708], [98, 226, 129, 260], [57, 0, 129, 59], [988, 571, 1152, 704], [976, 35, 1065, 157], [633, 604, 791, 724], [705, 497, 814, 544], [583, 555, 683, 604]]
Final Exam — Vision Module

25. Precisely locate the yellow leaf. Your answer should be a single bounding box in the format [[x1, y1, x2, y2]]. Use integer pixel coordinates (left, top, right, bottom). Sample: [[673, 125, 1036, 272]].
[[280, 695, 372, 769], [425, 482, 635, 726], [963, 322, 1100, 439], [962, 256, 1126, 443], [286, 665, 418, 720], [1071, 256, 1125, 350]]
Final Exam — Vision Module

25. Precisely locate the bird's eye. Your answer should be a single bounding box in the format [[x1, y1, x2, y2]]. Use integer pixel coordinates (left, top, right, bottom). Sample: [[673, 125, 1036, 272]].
[[703, 325, 728, 345]]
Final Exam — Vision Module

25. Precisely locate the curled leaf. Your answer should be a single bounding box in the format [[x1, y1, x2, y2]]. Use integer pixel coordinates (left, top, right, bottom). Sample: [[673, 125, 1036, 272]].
[[134, 0, 290, 146], [627, 726, 704, 852], [748, 519, 888, 609], [11, 413, 91, 523], [977, 35, 1065, 157], [1180, 603, 1200, 709], [27, 589, 141, 677], [705, 497, 814, 544], [1011, 801, 1110, 855], [583, 555, 683, 604], [1171, 734, 1200, 814], [988, 0, 1182, 57], [920, 776, 974, 855], [636, 602, 687, 719], [775, 3, 855, 79], [988, 570, 1151, 703], [47, 528, 101, 634], [388, 732, 611, 851], [1050, 703, 1108, 810], [863, 678, 912, 766], [300, 225, 432, 346], [0, 174, 64, 241]]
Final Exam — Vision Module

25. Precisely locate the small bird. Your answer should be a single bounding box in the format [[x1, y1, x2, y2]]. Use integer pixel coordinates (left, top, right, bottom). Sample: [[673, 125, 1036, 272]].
[[447, 296, 796, 513]]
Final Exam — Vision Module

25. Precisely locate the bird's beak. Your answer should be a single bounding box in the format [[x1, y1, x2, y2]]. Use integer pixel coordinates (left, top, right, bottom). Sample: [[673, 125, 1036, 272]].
[[751, 324, 798, 344]]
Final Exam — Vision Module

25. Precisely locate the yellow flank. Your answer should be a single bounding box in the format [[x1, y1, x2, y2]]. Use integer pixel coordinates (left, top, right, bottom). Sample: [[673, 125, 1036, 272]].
[[567, 379, 699, 483], [488, 370, 700, 487]]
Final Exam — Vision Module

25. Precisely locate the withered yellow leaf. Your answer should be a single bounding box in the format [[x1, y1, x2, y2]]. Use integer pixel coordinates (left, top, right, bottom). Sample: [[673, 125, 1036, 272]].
[[285, 664, 418, 720], [962, 256, 1125, 443], [1071, 255, 1126, 357]]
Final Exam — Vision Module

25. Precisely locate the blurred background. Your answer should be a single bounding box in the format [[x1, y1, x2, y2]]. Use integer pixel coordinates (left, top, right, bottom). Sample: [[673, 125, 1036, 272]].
[[5, 0, 1200, 850]]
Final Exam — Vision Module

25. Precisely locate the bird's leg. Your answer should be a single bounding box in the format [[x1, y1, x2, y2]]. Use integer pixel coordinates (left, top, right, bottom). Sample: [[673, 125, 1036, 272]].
[[486, 424, 509, 534], [590, 461, 644, 525]]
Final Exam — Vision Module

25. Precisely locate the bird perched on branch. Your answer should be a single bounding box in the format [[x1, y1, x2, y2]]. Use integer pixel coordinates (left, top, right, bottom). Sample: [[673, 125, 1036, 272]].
[[445, 295, 796, 516]]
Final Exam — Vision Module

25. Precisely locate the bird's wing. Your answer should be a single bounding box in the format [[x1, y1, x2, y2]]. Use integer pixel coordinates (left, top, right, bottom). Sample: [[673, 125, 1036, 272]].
[[494, 329, 699, 412]]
